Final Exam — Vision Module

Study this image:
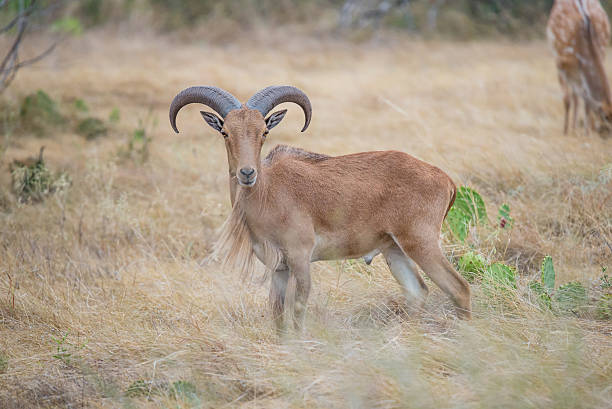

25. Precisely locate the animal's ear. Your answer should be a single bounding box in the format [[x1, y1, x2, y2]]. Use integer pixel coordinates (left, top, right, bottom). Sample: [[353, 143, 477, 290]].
[[265, 109, 287, 131], [200, 111, 224, 132]]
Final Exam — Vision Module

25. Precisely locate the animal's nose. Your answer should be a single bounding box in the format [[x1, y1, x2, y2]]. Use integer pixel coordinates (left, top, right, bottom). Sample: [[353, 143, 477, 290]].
[[240, 167, 255, 177]]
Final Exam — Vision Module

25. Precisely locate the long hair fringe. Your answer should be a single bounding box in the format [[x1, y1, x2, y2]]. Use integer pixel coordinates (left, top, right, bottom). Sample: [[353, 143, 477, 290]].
[[208, 190, 282, 282]]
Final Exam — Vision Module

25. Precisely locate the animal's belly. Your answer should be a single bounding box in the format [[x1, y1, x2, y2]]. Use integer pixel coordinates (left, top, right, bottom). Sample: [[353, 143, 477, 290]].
[[310, 232, 390, 262]]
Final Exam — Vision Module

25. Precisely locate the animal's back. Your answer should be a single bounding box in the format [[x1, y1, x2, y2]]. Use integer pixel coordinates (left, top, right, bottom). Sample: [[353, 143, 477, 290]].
[[264, 146, 454, 235], [548, 0, 610, 64]]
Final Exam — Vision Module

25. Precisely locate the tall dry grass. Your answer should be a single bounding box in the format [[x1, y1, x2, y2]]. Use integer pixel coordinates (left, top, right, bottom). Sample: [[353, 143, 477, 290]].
[[0, 30, 610, 408]]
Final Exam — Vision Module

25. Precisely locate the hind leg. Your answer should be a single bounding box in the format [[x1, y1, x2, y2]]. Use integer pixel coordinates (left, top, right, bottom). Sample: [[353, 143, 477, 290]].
[[395, 235, 471, 319], [382, 243, 428, 309], [571, 92, 579, 132], [563, 90, 571, 134], [559, 71, 572, 134]]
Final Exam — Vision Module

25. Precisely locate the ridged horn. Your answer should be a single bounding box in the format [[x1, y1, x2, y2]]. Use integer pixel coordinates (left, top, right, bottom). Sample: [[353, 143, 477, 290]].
[[169, 86, 242, 133], [246, 86, 312, 132]]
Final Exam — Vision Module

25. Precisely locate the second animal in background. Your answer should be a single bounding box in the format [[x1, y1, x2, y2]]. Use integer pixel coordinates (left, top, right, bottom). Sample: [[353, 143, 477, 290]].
[[547, 0, 612, 135]]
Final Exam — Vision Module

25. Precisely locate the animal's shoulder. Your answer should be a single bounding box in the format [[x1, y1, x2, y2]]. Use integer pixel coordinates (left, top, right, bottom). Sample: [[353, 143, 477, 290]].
[[263, 145, 330, 166]]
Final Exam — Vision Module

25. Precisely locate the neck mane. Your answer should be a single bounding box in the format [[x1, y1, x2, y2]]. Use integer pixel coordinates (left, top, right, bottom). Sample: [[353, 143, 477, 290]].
[[210, 174, 280, 279]]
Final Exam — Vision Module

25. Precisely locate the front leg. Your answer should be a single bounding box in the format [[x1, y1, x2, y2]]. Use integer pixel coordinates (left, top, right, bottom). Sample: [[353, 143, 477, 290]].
[[269, 268, 289, 334], [287, 256, 312, 331]]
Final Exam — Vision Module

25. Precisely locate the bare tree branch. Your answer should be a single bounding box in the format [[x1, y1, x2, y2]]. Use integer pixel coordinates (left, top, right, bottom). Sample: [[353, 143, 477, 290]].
[[0, 0, 57, 93], [14, 41, 55, 69], [1, 0, 38, 33]]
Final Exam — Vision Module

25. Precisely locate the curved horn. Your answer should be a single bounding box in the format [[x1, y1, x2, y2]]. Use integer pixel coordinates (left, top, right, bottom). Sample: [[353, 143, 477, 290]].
[[246, 86, 312, 132], [169, 86, 242, 133]]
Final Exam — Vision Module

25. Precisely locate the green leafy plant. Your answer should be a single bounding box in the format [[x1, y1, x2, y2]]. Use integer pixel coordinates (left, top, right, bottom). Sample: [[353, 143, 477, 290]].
[[457, 251, 487, 283], [446, 186, 487, 242], [497, 203, 513, 229], [52, 332, 72, 365], [51, 331, 86, 366]]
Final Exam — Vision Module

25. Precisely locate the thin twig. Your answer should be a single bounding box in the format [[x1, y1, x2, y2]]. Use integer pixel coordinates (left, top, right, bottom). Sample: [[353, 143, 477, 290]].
[[14, 41, 56, 69]]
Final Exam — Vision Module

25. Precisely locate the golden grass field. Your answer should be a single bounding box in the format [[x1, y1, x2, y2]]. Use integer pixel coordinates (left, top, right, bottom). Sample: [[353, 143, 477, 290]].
[[0, 30, 611, 408]]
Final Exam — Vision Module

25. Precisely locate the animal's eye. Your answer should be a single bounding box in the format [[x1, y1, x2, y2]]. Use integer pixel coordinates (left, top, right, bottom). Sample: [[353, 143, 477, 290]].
[[263, 130, 269, 138], [221, 131, 228, 138]]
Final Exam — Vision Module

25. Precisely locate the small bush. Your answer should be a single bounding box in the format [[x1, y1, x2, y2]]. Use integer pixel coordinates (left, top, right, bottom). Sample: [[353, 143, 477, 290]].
[[10, 147, 70, 203], [19, 90, 65, 136], [76, 117, 107, 140]]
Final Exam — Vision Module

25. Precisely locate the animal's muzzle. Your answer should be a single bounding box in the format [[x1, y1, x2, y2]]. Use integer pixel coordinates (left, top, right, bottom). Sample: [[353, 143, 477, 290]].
[[238, 167, 257, 186]]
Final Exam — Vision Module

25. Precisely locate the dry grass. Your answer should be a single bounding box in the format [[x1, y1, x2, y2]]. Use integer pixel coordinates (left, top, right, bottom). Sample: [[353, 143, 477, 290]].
[[0, 30, 611, 408]]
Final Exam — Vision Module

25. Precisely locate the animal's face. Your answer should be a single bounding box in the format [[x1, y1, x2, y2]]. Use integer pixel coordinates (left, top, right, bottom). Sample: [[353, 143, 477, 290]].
[[599, 103, 612, 124], [200, 107, 287, 187]]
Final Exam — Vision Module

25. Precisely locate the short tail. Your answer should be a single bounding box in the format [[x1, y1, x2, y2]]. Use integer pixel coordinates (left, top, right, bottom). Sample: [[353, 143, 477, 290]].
[[444, 182, 457, 220]]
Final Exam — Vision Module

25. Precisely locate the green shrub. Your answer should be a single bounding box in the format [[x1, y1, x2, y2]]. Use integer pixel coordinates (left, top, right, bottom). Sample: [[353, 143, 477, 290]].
[[10, 148, 70, 203], [76, 117, 107, 140], [19, 90, 65, 136]]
